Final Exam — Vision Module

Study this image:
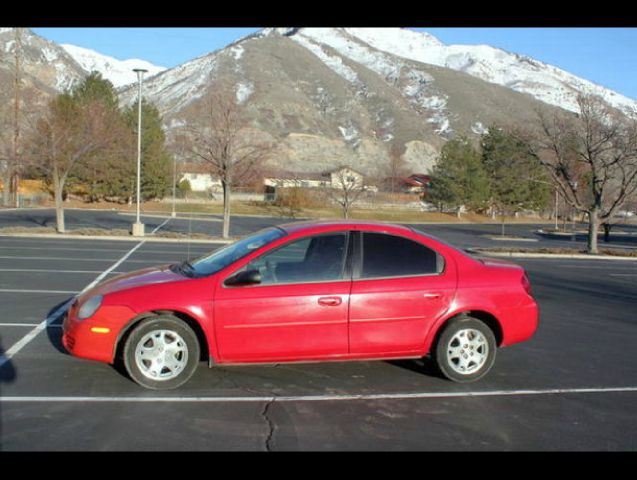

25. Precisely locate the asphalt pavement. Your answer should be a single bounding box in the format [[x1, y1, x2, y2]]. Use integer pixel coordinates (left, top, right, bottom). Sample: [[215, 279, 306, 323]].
[[0, 209, 636, 450], [1, 207, 636, 250]]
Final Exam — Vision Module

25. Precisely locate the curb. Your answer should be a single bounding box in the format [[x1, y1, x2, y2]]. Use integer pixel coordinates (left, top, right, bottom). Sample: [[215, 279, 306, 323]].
[[471, 249, 637, 261], [0, 233, 232, 244], [482, 236, 539, 242], [536, 229, 637, 237], [117, 212, 223, 223]]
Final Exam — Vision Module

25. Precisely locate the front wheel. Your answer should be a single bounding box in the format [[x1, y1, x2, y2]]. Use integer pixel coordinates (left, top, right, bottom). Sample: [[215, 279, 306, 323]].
[[122, 316, 200, 390], [433, 315, 496, 383]]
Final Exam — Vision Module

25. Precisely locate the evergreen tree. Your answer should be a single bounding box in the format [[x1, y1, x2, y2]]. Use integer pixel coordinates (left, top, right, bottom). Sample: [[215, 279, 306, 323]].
[[481, 126, 550, 224], [428, 137, 490, 214], [72, 71, 119, 110], [124, 100, 172, 201]]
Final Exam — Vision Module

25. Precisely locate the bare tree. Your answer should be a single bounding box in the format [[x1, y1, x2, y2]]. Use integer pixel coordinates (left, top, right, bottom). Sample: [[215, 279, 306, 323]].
[[530, 95, 637, 253], [0, 28, 23, 207], [385, 142, 408, 194], [327, 167, 367, 219], [26, 94, 122, 233], [187, 86, 273, 238], [10, 27, 22, 208]]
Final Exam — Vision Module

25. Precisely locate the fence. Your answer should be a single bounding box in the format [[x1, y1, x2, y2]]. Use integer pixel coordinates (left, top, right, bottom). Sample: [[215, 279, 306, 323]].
[[0, 191, 49, 208]]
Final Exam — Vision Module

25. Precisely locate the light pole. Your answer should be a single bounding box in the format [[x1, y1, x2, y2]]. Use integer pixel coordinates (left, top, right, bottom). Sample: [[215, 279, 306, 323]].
[[554, 187, 559, 230], [171, 155, 177, 218], [132, 68, 148, 237]]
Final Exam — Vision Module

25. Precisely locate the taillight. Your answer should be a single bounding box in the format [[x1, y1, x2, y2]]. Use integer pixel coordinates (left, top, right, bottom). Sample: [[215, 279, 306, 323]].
[[521, 272, 532, 295]]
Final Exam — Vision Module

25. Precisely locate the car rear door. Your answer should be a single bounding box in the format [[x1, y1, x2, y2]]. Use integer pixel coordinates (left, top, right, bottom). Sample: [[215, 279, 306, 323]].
[[348, 231, 457, 355], [213, 232, 352, 363]]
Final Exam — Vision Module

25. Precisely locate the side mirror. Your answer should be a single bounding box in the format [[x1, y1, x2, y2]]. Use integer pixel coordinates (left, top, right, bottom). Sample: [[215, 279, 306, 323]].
[[225, 269, 262, 286]]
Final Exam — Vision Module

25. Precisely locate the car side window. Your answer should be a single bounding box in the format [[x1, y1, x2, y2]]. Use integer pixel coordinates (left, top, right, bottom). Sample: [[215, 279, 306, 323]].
[[246, 233, 348, 285], [361, 232, 442, 279]]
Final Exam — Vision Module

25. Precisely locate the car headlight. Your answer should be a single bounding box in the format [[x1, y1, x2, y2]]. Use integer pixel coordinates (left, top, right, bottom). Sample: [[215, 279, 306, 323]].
[[77, 295, 104, 320]]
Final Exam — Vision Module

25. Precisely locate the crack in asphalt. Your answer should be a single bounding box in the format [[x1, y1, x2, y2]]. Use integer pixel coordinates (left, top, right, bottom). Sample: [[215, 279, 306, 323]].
[[216, 368, 278, 450], [261, 399, 276, 452]]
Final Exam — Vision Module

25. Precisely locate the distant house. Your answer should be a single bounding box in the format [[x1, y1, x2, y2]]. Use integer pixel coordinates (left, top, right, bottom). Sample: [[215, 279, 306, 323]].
[[263, 165, 373, 201], [401, 174, 431, 194], [325, 166, 365, 190], [179, 173, 221, 193]]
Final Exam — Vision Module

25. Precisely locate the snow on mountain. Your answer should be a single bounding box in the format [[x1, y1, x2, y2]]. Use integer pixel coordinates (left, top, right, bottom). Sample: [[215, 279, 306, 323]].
[[292, 28, 454, 136], [61, 44, 166, 88], [339, 28, 637, 117], [0, 28, 86, 94], [118, 51, 219, 115]]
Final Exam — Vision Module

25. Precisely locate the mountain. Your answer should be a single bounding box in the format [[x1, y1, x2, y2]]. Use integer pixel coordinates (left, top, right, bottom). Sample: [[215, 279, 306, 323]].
[[61, 44, 166, 88], [122, 27, 637, 175], [0, 27, 86, 108], [3, 27, 636, 177], [0, 28, 165, 110], [329, 28, 637, 118]]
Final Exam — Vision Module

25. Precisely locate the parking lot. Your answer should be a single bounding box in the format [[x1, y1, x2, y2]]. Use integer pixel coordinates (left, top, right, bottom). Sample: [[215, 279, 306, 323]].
[[1, 213, 637, 450]]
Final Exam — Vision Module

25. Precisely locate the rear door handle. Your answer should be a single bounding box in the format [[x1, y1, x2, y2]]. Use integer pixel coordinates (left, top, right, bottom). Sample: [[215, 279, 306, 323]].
[[423, 292, 442, 299], [318, 296, 342, 306]]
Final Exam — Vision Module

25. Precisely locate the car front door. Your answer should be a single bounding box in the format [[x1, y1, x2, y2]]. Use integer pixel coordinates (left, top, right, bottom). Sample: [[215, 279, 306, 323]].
[[213, 232, 352, 363], [348, 231, 457, 355]]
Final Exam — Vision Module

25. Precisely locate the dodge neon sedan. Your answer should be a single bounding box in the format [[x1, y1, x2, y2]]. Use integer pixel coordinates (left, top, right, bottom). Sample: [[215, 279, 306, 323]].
[[62, 220, 539, 390]]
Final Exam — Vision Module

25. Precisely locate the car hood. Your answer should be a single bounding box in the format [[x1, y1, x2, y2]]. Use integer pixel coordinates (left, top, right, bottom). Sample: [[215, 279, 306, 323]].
[[86, 264, 187, 298]]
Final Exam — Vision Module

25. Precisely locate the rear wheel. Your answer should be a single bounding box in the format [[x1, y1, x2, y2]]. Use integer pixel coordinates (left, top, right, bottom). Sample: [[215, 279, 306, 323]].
[[122, 316, 200, 390], [433, 315, 496, 383]]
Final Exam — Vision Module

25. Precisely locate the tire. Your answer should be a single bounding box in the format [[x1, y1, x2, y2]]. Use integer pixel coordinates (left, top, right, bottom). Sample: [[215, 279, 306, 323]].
[[122, 316, 200, 390], [433, 315, 497, 383]]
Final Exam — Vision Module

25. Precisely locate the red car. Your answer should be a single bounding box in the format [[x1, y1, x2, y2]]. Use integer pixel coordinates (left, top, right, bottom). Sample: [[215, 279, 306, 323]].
[[62, 220, 539, 390]]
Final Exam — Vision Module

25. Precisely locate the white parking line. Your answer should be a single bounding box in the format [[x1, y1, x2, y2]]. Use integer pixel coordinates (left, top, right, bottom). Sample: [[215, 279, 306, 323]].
[[0, 246, 131, 253], [0, 289, 78, 294], [1, 386, 637, 403], [0, 218, 171, 368], [0, 256, 168, 263], [0, 255, 124, 261], [80, 218, 171, 294], [0, 246, 212, 255], [0, 269, 124, 274], [0, 323, 63, 328]]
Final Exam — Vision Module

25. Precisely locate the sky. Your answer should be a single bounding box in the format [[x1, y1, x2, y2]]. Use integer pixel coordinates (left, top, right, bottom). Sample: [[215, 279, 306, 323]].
[[31, 27, 637, 100]]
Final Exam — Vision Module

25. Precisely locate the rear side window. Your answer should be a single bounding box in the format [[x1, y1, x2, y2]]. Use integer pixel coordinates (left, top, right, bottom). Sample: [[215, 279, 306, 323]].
[[361, 232, 442, 279]]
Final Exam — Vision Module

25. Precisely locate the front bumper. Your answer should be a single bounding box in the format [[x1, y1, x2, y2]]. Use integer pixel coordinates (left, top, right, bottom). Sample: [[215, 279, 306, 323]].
[[62, 301, 137, 364]]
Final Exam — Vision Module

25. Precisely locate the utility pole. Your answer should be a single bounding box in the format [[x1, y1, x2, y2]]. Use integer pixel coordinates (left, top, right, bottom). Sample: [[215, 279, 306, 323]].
[[11, 27, 22, 208]]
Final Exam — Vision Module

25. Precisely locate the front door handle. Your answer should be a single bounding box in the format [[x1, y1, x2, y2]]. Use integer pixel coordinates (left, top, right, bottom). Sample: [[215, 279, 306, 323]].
[[318, 296, 342, 307]]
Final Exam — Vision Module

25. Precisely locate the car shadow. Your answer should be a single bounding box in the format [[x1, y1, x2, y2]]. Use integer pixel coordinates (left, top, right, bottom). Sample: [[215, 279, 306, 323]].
[[45, 297, 75, 356], [0, 336, 18, 452], [385, 357, 444, 379]]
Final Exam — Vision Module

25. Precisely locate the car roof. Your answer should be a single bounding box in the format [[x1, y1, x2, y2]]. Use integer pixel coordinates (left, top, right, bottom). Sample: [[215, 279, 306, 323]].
[[278, 219, 416, 236]]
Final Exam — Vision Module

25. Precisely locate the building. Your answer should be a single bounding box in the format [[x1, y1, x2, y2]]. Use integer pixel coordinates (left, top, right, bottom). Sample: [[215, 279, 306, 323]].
[[263, 166, 371, 201], [179, 173, 222, 193], [326, 166, 365, 190], [400, 174, 431, 194]]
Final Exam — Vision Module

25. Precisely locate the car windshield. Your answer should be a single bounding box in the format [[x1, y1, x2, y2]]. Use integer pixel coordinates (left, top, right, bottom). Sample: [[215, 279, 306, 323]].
[[180, 227, 286, 277]]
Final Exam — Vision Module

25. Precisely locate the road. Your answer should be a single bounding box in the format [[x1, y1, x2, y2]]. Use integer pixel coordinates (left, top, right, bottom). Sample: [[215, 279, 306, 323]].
[[1, 207, 636, 250]]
